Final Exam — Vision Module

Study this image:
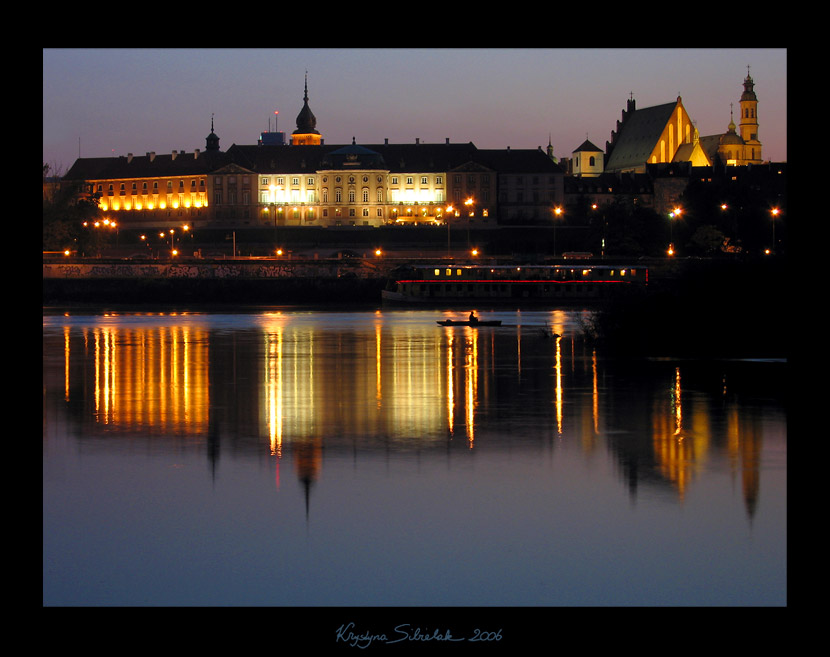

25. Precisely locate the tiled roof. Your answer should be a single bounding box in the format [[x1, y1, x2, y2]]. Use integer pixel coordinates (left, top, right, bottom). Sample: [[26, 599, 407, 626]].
[[605, 101, 677, 172], [63, 141, 564, 179], [64, 149, 230, 180]]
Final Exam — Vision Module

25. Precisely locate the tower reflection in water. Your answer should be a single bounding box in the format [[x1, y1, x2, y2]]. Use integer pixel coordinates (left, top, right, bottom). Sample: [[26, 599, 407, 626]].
[[46, 310, 776, 518]]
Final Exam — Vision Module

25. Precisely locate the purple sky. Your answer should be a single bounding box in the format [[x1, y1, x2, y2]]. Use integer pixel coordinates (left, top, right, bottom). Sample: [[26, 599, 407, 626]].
[[43, 48, 786, 173]]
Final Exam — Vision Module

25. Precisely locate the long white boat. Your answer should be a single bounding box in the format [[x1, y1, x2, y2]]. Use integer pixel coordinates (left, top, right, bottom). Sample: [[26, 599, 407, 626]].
[[382, 263, 648, 304]]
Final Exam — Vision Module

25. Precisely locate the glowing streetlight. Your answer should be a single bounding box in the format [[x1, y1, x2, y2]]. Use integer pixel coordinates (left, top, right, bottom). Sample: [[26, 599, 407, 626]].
[[668, 206, 682, 255], [445, 205, 454, 258], [552, 205, 563, 256], [770, 207, 780, 253]]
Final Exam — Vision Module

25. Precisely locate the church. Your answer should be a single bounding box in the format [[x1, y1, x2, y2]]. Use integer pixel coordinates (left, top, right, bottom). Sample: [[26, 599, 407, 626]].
[[566, 68, 764, 176]]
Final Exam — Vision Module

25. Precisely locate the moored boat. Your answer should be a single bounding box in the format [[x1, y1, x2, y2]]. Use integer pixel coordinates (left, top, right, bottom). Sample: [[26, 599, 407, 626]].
[[383, 264, 648, 304]]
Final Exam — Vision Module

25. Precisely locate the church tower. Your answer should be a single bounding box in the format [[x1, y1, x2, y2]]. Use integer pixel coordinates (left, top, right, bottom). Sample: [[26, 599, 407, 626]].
[[291, 73, 322, 146], [738, 67, 762, 163], [205, 114, 220, 151]]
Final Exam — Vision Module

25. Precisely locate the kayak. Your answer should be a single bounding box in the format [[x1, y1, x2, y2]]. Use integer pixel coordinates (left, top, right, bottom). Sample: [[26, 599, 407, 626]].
[[437, 319, 502, 327]]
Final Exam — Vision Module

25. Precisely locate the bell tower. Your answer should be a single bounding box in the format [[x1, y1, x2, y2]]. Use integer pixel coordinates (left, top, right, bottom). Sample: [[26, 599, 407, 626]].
[[739, 66, 762, 163]]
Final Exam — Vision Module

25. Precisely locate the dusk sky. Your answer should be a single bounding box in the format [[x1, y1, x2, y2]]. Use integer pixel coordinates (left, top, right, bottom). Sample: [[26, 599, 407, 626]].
[[43, 48, 786, 173]]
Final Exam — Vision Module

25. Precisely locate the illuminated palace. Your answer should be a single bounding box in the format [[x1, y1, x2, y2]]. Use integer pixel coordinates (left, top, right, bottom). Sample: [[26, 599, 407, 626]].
[[64, 76, 564, 230]]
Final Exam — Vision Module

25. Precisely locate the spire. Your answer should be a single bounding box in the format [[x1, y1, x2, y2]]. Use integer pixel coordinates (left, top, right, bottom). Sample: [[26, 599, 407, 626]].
[[294, 71, 319, 135], [205, 113, 220, 151], [741, 65, 757, 101]]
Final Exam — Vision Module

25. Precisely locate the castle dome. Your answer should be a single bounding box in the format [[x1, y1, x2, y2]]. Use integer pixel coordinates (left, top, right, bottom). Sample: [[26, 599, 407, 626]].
[[293, 74, 319, 136]]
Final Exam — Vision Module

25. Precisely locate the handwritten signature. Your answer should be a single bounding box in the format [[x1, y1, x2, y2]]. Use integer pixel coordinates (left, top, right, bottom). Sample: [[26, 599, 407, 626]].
[[336, 622, 502, 649]]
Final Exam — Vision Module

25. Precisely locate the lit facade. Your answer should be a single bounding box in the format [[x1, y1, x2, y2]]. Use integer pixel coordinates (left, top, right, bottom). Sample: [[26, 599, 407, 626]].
[[60, 79, 565, 230]]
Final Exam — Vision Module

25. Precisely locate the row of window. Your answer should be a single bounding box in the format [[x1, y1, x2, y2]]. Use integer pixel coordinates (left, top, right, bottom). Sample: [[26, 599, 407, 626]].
[[258, 175, 448, 187], [98, 179, 206, 195]]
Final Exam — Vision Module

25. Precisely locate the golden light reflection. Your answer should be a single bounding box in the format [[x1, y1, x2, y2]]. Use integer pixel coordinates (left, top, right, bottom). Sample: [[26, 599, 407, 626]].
[[69, 322, 210, 433], [447, 333, 455, 435], [554, 334, 563, 435], [44, 313, 778, 517], [64, 326, 70, 402], [464, 327, 479, 447], [592, 349, 599, 434], [650, 366, 711, 499], [266, 327, 284, 457]]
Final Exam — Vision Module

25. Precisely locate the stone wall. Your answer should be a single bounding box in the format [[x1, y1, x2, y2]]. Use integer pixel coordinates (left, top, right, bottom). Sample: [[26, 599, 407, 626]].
[[42, 260, 370, 280]]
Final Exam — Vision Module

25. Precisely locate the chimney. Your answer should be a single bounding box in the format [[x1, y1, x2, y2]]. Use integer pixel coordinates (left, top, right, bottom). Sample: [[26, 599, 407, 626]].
[[172, 150, 178, 160], [194, 149, 200, 159], [127, 153, 133, 163], [148, 151, 155, 162]]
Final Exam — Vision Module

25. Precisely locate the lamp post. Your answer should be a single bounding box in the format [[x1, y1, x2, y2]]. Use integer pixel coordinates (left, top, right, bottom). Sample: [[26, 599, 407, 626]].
[[445, 205, 455, 258], [552, 206, 563, 256], [464, 197, 475, 248], [771, 207, 780, 254], [668, 206, 681, 256]]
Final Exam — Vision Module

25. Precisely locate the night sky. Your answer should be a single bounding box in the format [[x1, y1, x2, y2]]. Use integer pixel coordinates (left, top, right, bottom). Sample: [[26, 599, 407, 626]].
[[43, 48, 786, 173]]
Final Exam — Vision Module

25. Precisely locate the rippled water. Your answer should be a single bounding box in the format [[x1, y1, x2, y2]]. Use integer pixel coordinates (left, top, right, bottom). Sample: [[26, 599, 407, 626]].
[[43, 307, 786, 608]]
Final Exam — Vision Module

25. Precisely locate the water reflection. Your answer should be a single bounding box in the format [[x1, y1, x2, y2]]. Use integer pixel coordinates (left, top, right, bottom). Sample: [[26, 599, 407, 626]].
[[43, 308, 786, 606], [44, 309, 783, 521]]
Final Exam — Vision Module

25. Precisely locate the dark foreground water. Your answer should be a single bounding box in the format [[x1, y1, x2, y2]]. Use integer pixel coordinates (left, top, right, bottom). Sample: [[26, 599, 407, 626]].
[[43, 307, 786, 610]]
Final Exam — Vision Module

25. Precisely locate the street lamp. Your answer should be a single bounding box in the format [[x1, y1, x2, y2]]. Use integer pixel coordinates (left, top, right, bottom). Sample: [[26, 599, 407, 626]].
[[552, 206, 563, 256], [445, 205, 455, 258], [770, 207, 780, 254], [668, 206, 682, 256]]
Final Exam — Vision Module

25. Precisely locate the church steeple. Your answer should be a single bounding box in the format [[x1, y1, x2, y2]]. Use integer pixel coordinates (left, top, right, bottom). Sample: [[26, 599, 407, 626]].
[[738, 66, 761, 162], [292, 72, 322, 146], [205, 114, 220, 151]]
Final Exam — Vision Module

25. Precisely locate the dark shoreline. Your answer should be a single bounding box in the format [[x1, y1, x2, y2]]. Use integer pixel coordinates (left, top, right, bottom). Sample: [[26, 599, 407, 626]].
[[43, 258, 786, 361]]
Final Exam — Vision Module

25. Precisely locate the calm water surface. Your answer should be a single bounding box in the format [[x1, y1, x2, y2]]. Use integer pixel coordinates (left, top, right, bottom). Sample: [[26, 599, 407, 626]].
[[42, 307, 786, 607]]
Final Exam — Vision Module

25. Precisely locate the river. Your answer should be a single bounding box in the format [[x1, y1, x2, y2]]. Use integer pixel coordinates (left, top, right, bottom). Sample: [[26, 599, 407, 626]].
[[43, 306, 786, 612]]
